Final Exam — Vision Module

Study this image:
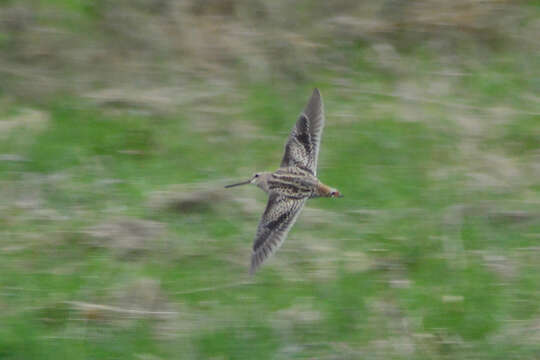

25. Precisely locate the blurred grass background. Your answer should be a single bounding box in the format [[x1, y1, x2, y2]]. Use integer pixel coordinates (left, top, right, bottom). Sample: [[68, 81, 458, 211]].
[[0, 0, 539, 359]]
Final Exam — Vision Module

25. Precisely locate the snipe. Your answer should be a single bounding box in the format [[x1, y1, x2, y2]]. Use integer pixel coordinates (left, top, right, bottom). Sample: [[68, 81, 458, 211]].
[[226, 89, 342, 274]]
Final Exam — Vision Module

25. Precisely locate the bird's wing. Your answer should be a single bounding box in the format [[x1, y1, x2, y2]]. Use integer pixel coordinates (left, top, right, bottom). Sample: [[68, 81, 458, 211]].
[[250, 193, 306, 274], [280, 88, 325, 175]]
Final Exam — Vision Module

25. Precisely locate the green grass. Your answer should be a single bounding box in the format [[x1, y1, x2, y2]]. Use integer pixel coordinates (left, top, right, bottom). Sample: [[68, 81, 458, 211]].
[[1, 28, 540, 360]]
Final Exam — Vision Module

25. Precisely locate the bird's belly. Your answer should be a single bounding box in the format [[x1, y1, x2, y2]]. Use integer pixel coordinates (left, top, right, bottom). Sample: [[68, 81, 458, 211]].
[[267, 172, 317, 199], [269, 185, 312, 199]]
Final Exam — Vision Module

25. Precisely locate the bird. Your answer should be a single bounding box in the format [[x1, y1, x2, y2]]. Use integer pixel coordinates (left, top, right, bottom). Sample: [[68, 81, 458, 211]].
[[225, 88, 342, 274]]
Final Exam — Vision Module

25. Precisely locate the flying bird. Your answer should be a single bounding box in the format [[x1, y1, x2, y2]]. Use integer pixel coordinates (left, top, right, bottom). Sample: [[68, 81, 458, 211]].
[[226, 89, 342, 274]]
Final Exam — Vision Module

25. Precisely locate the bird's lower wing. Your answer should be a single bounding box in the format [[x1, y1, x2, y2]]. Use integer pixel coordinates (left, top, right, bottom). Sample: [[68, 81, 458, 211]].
[[250, 193, 306, 274]]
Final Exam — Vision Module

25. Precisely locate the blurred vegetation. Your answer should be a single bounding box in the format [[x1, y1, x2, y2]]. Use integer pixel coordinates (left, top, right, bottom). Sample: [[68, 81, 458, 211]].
[[0, 0, 539, 359]]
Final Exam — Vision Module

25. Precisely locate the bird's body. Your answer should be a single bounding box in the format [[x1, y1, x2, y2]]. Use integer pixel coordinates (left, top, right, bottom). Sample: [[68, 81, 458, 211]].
[[253, 167, 336, 199], [226, 89, 342, 274]]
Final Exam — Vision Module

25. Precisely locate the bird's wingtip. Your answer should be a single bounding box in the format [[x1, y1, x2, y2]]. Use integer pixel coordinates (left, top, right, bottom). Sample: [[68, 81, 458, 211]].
[[311, 88, 323, 103], [249, 254, 261, 275], [249, 264, 257, 276]]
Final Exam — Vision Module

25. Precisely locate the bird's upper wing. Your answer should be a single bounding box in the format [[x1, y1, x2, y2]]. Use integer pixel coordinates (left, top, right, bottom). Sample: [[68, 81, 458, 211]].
[[280, 88, 325, 175], [250, 193, 306, 274]]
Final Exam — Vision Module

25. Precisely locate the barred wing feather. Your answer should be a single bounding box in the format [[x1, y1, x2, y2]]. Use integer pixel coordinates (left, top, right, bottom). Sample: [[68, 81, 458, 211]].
[[250, 193, 306, 274], [280, 88, 325, 175]]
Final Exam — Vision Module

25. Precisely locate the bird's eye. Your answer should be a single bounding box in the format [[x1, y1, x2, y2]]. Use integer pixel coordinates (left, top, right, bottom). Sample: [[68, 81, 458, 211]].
[[255, 174, 259, 178]]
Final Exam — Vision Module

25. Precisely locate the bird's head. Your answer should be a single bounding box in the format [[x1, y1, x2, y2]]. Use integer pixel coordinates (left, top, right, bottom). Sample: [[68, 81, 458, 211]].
[[225, 172, 271, 190]]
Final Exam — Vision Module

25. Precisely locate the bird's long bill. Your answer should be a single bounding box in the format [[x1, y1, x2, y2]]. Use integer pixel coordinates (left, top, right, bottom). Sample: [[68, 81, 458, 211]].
[[224, 180, 251, 188]]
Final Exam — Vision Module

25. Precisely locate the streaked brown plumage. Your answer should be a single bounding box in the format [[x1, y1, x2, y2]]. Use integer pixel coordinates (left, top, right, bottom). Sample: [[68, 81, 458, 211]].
[[225, 89, 342, 274]]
